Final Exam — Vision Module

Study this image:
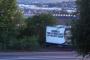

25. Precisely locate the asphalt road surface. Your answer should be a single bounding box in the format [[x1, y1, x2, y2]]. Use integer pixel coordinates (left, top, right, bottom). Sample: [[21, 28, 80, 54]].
[[0, 51, 86, 60]]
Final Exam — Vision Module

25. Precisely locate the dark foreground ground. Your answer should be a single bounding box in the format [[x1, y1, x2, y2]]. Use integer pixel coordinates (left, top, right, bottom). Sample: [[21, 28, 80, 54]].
[[0, 45, 74, 52], [38, 46, 73, 52]]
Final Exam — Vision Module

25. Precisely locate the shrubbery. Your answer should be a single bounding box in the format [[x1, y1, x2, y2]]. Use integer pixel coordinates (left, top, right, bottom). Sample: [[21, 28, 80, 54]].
[[0, 0, 56, 51], [17, 35, 40, 50], [0, 35, 40, 51], [0, 0, 40, 51]]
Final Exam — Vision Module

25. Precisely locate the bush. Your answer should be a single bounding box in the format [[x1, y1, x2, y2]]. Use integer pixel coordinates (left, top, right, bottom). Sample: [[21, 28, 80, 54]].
[[17, 35, 40, 50]]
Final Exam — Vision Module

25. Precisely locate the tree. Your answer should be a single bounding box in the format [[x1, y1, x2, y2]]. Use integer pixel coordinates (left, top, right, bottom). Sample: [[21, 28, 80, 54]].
[[71, 0, 90, 59], [26, 13, 56, 47], [0, 0, 25, 50]]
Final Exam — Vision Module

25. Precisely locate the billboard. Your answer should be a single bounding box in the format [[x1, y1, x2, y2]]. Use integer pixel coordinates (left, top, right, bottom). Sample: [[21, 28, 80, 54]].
[[46, 26, 65, 44]]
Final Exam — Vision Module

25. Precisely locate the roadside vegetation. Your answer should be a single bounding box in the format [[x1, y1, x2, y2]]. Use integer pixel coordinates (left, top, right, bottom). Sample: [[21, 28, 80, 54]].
[[0, 0, 56, 51], [71, 0, 90, 60]]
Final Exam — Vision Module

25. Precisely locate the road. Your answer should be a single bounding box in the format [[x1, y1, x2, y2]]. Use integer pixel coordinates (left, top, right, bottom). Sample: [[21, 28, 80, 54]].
[[0, 51, 85, 60]]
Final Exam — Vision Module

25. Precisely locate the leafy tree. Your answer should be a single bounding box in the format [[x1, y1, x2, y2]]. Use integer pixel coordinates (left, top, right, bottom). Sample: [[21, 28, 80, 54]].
[[25, 13, 56, 47], [0, 0, 25, 50], [71, 0, 90, 59]]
